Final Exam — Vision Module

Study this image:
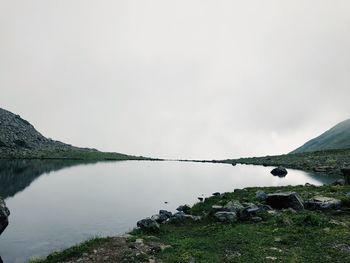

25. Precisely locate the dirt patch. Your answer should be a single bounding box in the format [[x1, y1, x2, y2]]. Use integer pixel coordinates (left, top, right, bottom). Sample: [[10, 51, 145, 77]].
[[57, 236, 167, 263]]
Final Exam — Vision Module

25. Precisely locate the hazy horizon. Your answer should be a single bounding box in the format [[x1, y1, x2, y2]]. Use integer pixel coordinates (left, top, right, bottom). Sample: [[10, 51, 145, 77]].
[[1, 1, 350, 159]]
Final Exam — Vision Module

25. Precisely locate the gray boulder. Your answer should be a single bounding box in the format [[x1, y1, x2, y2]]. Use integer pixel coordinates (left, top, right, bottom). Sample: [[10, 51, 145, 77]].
[[159, 210, 172, 219], [304, 196, 341, 210], [0, 198, 10, 235], [224, 201, 244, 214], [256, 190, 268, 201], [265, 192, 304, 210], [169, 212, 201, 223], [176, 205, 191, 213], [137, 218, 160, 232], [214, 211, 237, 223], [240, 203, 262, 218], [211, 205, 226, 213], [270, 167, 288, 177]]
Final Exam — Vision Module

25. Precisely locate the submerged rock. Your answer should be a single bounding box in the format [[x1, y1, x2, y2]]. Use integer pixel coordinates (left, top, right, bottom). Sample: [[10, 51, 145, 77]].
[[214, 211, 237, 223], [304, 196, 341, 210], [270, 167, 288, 177], [0, 197, 10, 235], [137, 218, 160, 232], [265, 192, 304, 210]]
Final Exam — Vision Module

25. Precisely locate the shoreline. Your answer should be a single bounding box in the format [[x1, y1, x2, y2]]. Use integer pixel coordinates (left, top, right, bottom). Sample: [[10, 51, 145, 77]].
[[29, 183, 350, 263], [1, 149, 349, 262]]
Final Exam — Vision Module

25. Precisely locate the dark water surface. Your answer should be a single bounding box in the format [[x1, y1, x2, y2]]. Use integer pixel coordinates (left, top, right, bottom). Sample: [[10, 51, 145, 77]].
[[0, 160, 339, 262]]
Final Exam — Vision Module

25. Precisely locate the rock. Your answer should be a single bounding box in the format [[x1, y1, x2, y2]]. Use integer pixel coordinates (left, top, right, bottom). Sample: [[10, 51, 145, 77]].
[[197, 197, 204, 202], [212, 205, 226, 213], [259, 204, 273, 211], [214, 211, 238, 223], [224, 201, 244, 214], [151, 213, 169, 224], [212, 192, 221, 197], [265, 192, 304, 210], [176, 205, 191, 213], [304, 196, 341, 210], [137, 218, 160, 232], [346, 192, 350, 198], [288, 208, 297, 213], [160, 244, 172, 251], [169, 212, 201, 223], [0, 197, 10, 235], [188, 257, 196, 263], [240, 203, 262, 218], [267, 210, 278, 216], [159, 210, 172, 219], [151, 214, 161, 222], [305, 183, 315, 187], [256, 190, 268, 201], [270, 167, 288, 177]]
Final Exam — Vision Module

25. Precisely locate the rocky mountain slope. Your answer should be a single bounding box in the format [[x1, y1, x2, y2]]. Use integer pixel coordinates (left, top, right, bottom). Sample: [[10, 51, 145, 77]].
[[0, 108, 143, 160], [291, 119, 350, 154]]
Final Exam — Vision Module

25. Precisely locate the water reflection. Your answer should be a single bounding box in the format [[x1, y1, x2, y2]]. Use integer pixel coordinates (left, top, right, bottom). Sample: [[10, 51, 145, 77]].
[[0, 159, 100, 199]]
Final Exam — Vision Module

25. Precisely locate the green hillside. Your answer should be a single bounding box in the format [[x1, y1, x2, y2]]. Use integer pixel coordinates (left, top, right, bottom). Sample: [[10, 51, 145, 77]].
[[291, 119, 350, 154]]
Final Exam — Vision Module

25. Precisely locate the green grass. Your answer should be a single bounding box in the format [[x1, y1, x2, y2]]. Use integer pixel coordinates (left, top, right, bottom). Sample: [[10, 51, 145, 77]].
[[133, 185, 350, 263], [29, 237, 111, 263]]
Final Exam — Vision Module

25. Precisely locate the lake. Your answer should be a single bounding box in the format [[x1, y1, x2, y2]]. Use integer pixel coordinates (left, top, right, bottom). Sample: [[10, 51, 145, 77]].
[[0, 160, 339, 263]]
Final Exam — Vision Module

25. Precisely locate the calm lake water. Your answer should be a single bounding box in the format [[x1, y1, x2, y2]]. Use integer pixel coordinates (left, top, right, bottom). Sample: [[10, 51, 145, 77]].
[[0, 160, 339, 263]]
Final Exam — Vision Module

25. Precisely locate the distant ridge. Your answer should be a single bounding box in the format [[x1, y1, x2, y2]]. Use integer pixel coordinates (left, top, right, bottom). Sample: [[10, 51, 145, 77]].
[[291, 119, 350, 154], [0, 108, 144, 160]]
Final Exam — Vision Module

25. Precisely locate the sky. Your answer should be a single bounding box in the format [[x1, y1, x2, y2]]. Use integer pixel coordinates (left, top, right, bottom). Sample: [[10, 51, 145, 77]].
[[1, 0, 350, 159]]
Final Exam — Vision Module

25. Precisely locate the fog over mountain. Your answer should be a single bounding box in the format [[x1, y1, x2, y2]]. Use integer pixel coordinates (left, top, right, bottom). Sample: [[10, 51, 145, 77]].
[[1, 0, 350, 159]]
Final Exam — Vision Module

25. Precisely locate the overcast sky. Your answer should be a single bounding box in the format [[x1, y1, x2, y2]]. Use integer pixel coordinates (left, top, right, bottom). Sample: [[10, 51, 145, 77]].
[[1, 1, 349, 159]]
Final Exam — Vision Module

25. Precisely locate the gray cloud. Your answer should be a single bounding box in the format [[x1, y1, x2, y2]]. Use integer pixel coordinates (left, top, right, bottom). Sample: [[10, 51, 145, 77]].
[[1, 0, 349, 159]]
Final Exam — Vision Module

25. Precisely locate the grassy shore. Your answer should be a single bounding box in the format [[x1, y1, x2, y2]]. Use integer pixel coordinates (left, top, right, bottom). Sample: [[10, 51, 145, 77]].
[[31, 184, 350, 263], [223, 149, 350, 176], [0, 148, 158, 161]]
